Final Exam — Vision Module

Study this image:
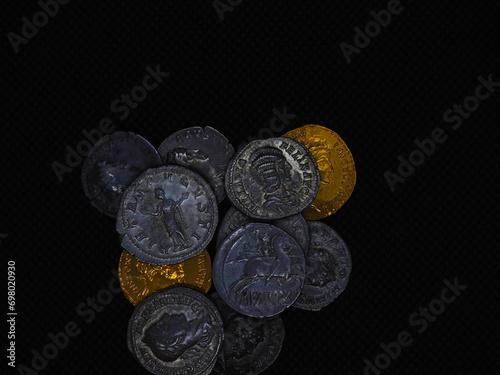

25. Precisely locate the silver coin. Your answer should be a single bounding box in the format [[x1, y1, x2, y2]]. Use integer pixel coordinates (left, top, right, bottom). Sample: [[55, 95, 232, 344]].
[[210, 292, 285, 375], [293, 221, 352, 311], [216, 207, 310, 255], [116, 165, 218, 265], [213, 223, 306, 317], [81, 131, 162, 217], [158, 126, 235, 202], [225, 138, 320, 219], [127, 287, 224, 375]]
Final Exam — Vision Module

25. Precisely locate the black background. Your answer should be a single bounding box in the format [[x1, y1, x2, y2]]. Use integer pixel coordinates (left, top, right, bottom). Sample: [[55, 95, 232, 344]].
[[1, 1, 498, 374]]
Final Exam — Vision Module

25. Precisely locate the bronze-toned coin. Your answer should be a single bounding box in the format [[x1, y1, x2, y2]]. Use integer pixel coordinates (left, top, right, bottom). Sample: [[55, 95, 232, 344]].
[[119, 249, 212, 306], [283, 125, 356, 220]]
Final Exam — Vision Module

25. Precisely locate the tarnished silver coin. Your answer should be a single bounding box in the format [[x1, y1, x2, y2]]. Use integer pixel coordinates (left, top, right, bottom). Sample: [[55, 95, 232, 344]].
[[210, 293, 285, 375], [216, 207, 310, 255], [293, 221, 352, 311], [225, 138, 320, 219], [213, 223, 306, 317], [127, 287, 224, 375], [158, 126, 235, 202], [81, 131, 162, 217], [116, 165, 218, 265]]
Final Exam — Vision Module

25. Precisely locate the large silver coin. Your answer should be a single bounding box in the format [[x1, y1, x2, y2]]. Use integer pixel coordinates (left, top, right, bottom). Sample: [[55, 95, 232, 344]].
[[127, 287, 224, 375], [158, 126, 235, 202], [81, 131, 162, 217], [225, 138, 320, 219], [216, 206, 310, 255], [116, 165, 218, 265], [213, 223, 306, 317], [211, 293, 285, 375], [293, 221, 352, 311]]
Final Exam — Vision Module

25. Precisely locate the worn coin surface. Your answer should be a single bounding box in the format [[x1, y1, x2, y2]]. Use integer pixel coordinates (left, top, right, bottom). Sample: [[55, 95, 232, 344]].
[[81, 131, 162, 217], [210, 293, 285, 375], [293, 221, 352, 311], [213, 223, 306, 317], [116, 165, 218, 265], [283, 124, 356, 219], [225, 138, 320, 220], [127, 287, 224, 375], [216, 207, 310, 255], [158, 126, 235, 202], [119, 249, 212, 306]]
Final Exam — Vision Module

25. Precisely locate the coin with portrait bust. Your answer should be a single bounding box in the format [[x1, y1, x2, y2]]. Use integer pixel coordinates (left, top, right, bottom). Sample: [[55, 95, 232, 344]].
[[283, 125, 356, 219], [116, 165, 218, 265], [225, 138, 320, 220], [293, 221, 352, 311], [127, 287, 223, 375], [158, 126, 234, 202], [81, 131, 162, 217]]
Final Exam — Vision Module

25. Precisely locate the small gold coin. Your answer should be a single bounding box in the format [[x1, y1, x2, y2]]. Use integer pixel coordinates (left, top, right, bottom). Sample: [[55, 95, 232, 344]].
[[283, 124, 356, 219], [118, 249, 212, 306]]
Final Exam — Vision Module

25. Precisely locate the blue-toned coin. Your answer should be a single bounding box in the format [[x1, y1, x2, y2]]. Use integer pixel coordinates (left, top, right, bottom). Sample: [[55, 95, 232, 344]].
[[116, 165, 218, 265], [210, 292, 285, 375], [213, 223, 306, 317], [216, 207, 310, 255], [127, 287, 224, 375], [293, 221, 352, 311], [158, 126, 235, 202], [81, 131, 162, 217], [225, 138, 320, 220]]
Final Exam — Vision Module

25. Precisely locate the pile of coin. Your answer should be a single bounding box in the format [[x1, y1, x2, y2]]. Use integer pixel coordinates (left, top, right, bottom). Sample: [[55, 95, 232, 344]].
[[82, 125, 356, 375]]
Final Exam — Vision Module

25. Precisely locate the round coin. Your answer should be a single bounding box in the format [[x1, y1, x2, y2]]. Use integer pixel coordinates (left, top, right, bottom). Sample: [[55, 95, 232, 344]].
[[210, 293, 285, 375], [158, 126, 235, 202], [127, 287, 224, 375], [216, 206, 310, 255], [119, 249, 212, 306], [213, 223, 306, 317], [283, 124, 356, 219], [116, 165, 218, 265], [293, 221, 352, 311], [225, 138, 320, 220], [81, 131, 162, 217]]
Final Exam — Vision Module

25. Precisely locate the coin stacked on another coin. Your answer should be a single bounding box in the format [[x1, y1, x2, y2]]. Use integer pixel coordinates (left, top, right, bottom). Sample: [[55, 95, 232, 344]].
[[82, 124, 356, 375]]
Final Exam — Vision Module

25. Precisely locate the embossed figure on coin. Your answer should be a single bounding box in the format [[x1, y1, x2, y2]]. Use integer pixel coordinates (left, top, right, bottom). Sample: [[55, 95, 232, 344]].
[[305, 248, 338, 287]]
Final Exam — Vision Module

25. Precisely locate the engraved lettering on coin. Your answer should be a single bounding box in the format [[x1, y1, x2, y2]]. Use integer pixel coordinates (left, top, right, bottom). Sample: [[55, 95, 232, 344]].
[[216, 206, 310, 255], [293, 221, 352, 311], [225, 138, 320, 219], [119, 249, 212, 306], [210, 293, 285, 375], [158, 126, 235, 202], [284, 125, 356, 219], [81, 131, 161, 217], [213, 223, 305, 317], [116, 166, 218, 265], [128, 287, 223, 375]]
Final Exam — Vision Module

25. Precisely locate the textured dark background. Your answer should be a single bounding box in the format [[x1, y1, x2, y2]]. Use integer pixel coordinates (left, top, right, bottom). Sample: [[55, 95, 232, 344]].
[[1, 1, 498, 374]]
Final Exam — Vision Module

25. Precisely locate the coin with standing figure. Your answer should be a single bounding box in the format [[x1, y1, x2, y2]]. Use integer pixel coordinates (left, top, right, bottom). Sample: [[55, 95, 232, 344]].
[[293, 221, 352, 311], [116, 165, 218, 265], [127, 287, 224, 375], [81, 131, 162, 217], [225, 138, 320, 220], [158, 126, 235, 202], [213, 223, 306, 317]]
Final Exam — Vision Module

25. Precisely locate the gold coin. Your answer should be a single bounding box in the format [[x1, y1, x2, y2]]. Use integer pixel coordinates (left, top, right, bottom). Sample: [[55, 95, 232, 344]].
[[283, 124, 356, 219], [118, 249, 212, 306]]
